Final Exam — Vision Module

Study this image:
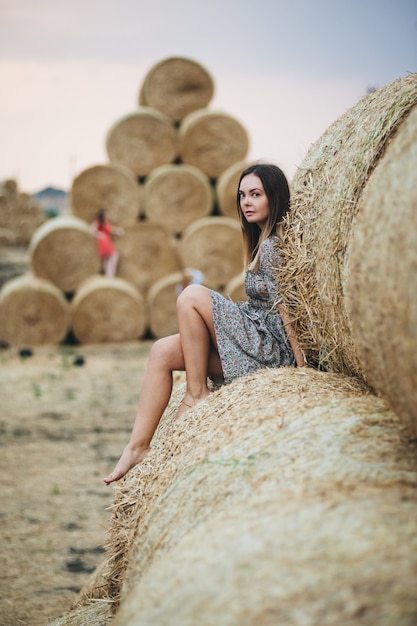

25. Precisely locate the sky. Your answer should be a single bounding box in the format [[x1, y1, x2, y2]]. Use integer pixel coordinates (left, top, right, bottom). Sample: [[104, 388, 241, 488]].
[[0, 0, 416, 194]]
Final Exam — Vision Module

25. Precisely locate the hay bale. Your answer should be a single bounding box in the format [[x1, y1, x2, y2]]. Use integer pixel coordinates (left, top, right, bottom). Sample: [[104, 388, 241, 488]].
[[146, 272, 183, 339], [279, 73, 417, 377], [179, 110, 249, 179], [29, 216, 100, 293], [345, 104, 417, 437], [224, 272, 247, 303], [106, 107, 178, 178], [0, 227, 16, 246], [139, 56, 214, 122], [71, 276, 146, 344], [0, 193, 12, 228], [0, 274, 69, 346], [179, 217, 243, 292], [11, 192, 45, 246], [116, 223, 181, 296], [70, 163, 143, 225], [216, 160, 250, 219], [69, 368, 416, 625], [143, 164, 213, 235]]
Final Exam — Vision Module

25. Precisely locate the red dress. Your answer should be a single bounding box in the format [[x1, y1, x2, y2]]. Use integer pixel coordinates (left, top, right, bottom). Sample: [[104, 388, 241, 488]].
[[95, 221, 115, 258]]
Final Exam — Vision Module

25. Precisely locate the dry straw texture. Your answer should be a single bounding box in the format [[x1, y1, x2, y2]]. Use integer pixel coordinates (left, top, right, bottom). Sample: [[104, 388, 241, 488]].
[[116, 223, 181, 296], [29, 215, 100, 293], [0, 273, 69, 346], [279, 73, 417, 378], [71, 276, 147, 344], [106, 107, 178, 178], [345, 104, 417, 437], [143, 164, 213, 235], [216, 160, 249, 219], [179, 109, 249, 178], [53, 367, 417, 625], [138, 56, 214, 122], [70, 163, 143, 226], [179, 216, 243, 291]]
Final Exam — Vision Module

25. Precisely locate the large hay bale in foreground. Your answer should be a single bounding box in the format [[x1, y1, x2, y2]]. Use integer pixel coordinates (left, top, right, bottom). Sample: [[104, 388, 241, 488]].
[[70, 276, 146, 344], [0, 274, 69, 346], [279, 73, 417, 378], [143, 164, 213, 235], [29, 215, 100, 293], [106, 107, 178, 178], [216, 159, 249, 219], [179, 216, 243, 292], [139, 56, 214, 122], [179, 109, 249, 179], [55, 368, 416, 626], [345, 104, 417, 437], [70, 163, 143, 225], [116, 223, 181, 296]]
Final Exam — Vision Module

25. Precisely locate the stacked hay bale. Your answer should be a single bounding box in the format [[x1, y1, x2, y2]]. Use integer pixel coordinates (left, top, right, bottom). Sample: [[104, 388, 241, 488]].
[[45, 72, 417, 626], [0, 56, 251, 346], [279, 72, 417, 437], [0, 178, 45, 246], [47, 368, 417, 626]]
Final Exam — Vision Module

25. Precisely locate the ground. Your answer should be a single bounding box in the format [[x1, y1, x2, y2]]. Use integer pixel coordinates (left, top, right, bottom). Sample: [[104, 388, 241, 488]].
[[0, 247, 153, 626]]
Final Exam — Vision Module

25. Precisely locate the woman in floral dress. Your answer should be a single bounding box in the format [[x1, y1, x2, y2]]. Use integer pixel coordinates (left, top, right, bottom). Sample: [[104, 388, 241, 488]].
[[104, 163, 305, 485]]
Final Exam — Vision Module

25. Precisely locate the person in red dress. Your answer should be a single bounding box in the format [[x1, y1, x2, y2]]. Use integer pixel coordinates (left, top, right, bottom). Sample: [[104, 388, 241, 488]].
[[91, 209, 124, 278]]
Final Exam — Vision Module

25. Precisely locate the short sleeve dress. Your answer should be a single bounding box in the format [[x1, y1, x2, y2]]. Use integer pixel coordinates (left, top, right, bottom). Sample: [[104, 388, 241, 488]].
[[210, 235, 295, 384], [95, 222, 116, 258]]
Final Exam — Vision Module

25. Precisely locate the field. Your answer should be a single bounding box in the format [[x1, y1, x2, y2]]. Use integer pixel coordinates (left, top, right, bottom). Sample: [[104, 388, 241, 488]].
[[0, 248, 153, 626]]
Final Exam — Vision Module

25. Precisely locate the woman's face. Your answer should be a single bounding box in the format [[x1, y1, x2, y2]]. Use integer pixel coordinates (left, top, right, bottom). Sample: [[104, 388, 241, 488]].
[[238, 173, 270, 228]]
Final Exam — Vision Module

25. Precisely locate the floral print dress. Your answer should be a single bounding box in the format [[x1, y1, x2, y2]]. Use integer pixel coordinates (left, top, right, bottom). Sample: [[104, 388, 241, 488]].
[[211, 235, 295, 384]]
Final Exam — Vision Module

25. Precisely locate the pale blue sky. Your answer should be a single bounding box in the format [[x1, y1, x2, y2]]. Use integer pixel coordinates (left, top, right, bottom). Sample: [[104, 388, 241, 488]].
[[0, 0, 416, 192]]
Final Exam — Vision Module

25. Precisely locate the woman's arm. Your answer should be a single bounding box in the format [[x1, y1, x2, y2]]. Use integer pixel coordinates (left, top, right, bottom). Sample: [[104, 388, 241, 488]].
[[276, 302, 306, 367]]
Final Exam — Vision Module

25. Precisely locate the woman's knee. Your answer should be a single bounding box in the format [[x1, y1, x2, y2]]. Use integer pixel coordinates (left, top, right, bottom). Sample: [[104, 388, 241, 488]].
[[149, 335, 182, 367], [177, 284, 209, 310]]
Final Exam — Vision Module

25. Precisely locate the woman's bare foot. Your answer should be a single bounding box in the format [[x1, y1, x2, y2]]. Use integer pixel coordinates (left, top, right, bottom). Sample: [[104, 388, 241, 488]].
[[103, 443, 150, 485]]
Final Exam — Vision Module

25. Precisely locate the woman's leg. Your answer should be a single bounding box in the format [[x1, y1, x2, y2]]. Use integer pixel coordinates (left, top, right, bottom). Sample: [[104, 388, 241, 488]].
[[176, 285, 223, 413], [103, 334, 185, 484], [103, 251, 119, 278]]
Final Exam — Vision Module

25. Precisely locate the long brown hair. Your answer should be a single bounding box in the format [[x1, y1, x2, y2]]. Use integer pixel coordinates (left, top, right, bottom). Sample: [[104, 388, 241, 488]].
[[237, 163, 290, 270]]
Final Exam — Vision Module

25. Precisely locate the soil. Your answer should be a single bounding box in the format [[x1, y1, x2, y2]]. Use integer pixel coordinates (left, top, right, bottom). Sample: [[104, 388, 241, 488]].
[[0, 247, 153, 626]]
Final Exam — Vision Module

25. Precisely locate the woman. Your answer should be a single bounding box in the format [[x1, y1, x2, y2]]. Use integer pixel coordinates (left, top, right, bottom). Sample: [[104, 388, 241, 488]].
[[104, 163, 304, 485], [91, 209, 124, 278]]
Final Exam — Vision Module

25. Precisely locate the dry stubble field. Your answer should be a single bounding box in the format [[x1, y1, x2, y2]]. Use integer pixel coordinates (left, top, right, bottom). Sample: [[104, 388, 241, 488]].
[[0, 248, 154, 626]]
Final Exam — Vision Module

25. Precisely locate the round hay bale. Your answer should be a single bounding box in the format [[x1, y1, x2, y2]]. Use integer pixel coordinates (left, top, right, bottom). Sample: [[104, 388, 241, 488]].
[[11, 193, 45, 246], [0, 194, 12, 228], [179, 109, 249, 179], [116, 223, 181, 296], [147, 272, 183, 339], [143, 164, 213, 235], [345, 104, 417, 438], [29, 216, 100, 293], [139, 56, 214, 122], [70, 163, 143, 225], [179, 217, 243, 292], [0, 274, 69, 347], [0, 227, 16, 246], [224, 272, 247, 302], [85, 368, 416, 623], [106, 107, 178, 178], [216, 160, 250, 219], [279, 73, 417, 377], [71, 276, 146, 344]]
